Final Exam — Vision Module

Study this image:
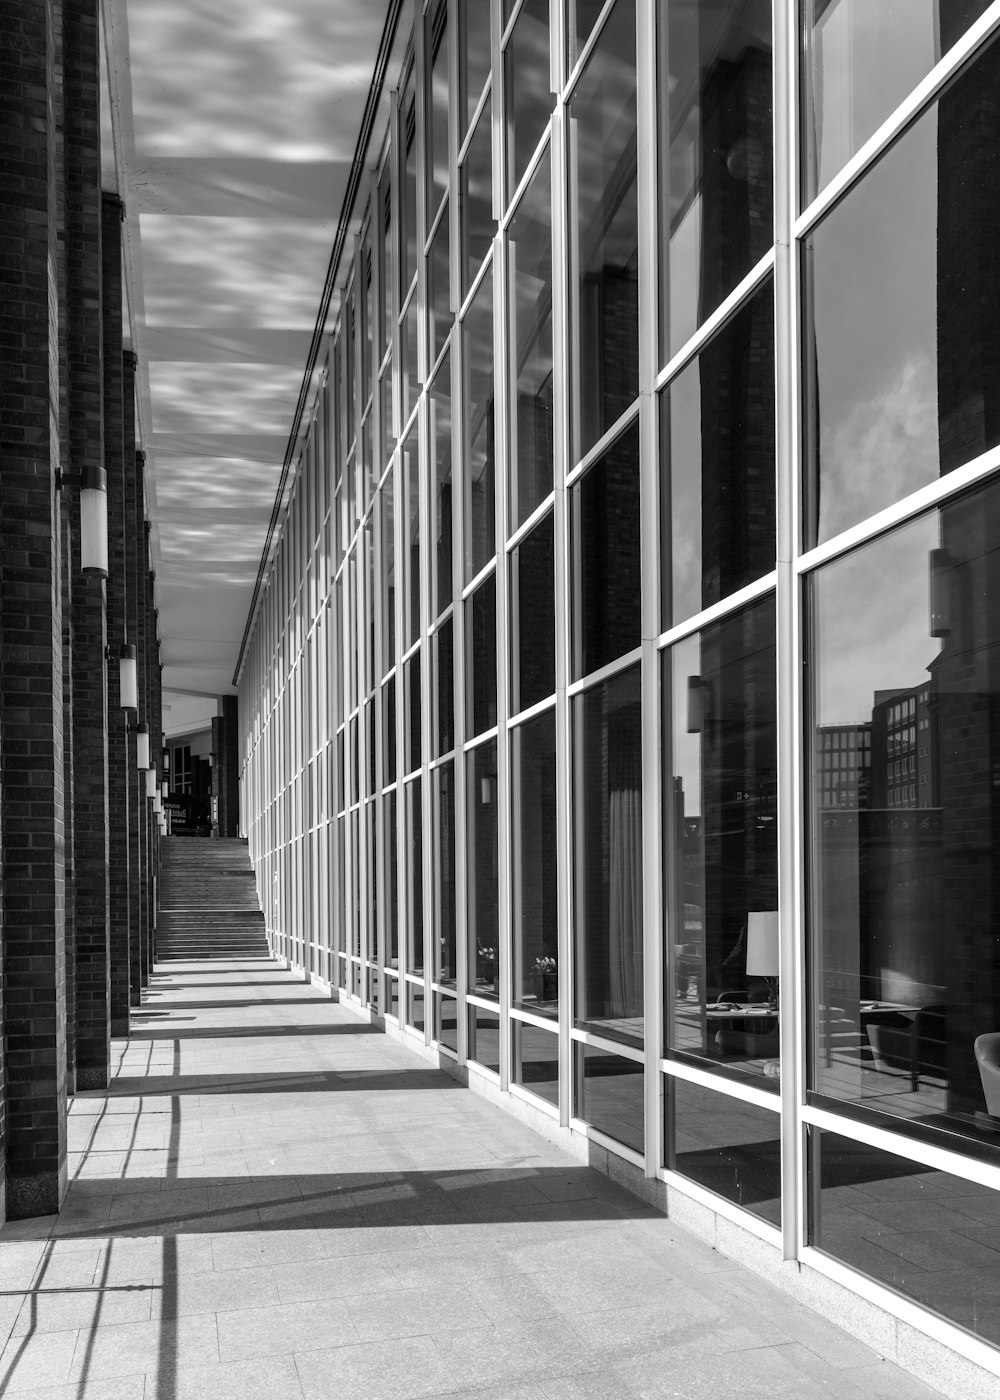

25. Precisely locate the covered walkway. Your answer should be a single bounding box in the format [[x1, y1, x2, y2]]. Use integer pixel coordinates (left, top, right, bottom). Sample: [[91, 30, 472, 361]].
[[0, 962, 944, 1399]]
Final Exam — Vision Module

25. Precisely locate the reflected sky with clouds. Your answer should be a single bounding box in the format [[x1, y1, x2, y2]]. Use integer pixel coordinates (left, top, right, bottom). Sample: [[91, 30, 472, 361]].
[[813, 510, 940, 728]]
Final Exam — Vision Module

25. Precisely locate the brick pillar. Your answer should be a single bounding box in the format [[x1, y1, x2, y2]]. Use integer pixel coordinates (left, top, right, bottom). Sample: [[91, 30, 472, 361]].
[[0, 0, 69, 1218], [125, 439, 144, 1004], [141, 527, 156, 979], [67, 0, 110, 1088], [104, 198, 131, 1035], [215, 696, 241, 837], [133, 456, 150, 989]]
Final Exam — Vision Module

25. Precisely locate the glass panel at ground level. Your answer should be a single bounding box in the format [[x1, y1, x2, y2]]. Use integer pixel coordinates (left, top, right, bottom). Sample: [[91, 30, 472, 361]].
[[810, 1127, 1000, 1347], [513, 709, 559, 1019], [670, 1076, 781, 1226], [574, 665, 643, 1047]]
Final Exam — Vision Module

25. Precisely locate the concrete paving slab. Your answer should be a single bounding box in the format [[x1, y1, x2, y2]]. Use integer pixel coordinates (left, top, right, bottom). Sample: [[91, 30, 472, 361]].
[[0, 958, 952, 1400]]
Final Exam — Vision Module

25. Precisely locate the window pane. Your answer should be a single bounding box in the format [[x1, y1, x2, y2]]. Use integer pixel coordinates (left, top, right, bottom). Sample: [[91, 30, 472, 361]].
[[470, 1004, 501, 1073], [460, 1, 491, 138], [467, 572, 497, 738], [407, 980, 425, 1032], [657, 0, 772, 362], [810, 1128, 1000, 1348], [468, 740, 500, 999], [504, 0, 553, 198], [434, 618, 454, 758], [805, 35, 1000, 546], [431, 358, 453, 617], [575, 1043, 644, 1154], [809, 479, 1000, 1151], [570, 419, 640, 682], [461, 101, 495, 295], [404, 651, 421, 774], [512, 709, 558, 1018], [573, 665, 643, 1047], [666, 596, 778, 1088], [405, 778, 423, 974], [428, 209, 452, 366], [463, 271, 497, 581], [435, 993, 459, 1052], [402, 72, 418, 293], [511, 511, 555, 715], [509, 152, 554, 531], [568, 2, 638, 465], [379, 166, 393, 354], [427, 0, 449, 215], [660, 279, 775, 629], [383, 676, 396, 786], [384, 790, 398, 968], [567, 0, 610, 70], [402, 293, 421, 423], [514, 1021, 559, 1108], [402, 423, 420, 648], [671, 1079, 781, 1227], [802, 0, 992, 203], [380, 469, 396, 674], [434, 761, 456, 986]]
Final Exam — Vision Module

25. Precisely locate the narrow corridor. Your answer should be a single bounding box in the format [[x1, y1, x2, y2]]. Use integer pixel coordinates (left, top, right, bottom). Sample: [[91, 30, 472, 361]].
[[0, 960, 946, 1399]]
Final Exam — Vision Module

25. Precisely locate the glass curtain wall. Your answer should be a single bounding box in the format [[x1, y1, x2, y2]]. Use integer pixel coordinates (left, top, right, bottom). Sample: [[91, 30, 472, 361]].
[[237, 0, 1000, 1369]]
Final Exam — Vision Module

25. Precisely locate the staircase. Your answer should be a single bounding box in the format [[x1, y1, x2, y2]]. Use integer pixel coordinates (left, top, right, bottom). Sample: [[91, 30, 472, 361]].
[[156, 837, 272, 961]]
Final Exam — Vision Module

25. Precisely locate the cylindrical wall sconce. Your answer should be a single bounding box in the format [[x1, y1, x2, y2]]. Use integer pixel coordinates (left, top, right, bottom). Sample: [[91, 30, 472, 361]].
[[152, 793, 163, 815], [161, 779, 169, 801], [135, 723, 150, 770], [80, 464, 109, 577], [144, 767, 158, 799], [119, 644, 138, 710]]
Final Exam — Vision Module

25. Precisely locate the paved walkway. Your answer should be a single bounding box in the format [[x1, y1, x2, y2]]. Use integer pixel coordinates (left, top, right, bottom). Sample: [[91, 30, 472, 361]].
[[0, 961, 947, 1400]]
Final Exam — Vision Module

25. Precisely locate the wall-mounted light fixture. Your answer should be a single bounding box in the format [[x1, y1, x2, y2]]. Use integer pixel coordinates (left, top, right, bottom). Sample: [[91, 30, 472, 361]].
[[119, 644, 137, 711], [162, 747, 170, 773], [686, 676, 709, 734], [81, 464, 109, 577], [144, 767, 158, 799], [152, 793, 163, 815], [929, 547, 953, 638], [161, 779, 169, 801], [134, 723, 150, 770]]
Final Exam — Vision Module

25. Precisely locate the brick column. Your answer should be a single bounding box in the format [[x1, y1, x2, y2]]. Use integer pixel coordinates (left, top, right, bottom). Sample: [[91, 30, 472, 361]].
[[125, 439, 144, 1004], [67, 0, 111, 1090], [104, 197, 131, 1035], [0, 0, 69, 1218], [133, 456, 150, 989], [215, 696, 241, 837]]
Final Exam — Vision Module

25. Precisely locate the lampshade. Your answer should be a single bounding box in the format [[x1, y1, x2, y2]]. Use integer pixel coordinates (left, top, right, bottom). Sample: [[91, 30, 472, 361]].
[[119, 644, 137, 710], [152, 793, 163, 815], [135, 723, 150, 770], [80, 464, 109, 576], [161, 779, 169, 800], [745, 911, 780, 978], [144, 767, 158, 799]]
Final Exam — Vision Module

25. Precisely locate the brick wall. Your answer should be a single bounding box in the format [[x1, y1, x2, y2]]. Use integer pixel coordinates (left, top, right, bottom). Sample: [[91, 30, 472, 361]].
[[67, 0, 110, 1092], [0, 0, 69, 1219], [103, 194, 132, 1035]]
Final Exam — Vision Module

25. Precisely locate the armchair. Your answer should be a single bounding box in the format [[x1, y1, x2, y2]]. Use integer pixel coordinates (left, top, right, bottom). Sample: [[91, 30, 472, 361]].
[[974, 1033, 1000, 1116]]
